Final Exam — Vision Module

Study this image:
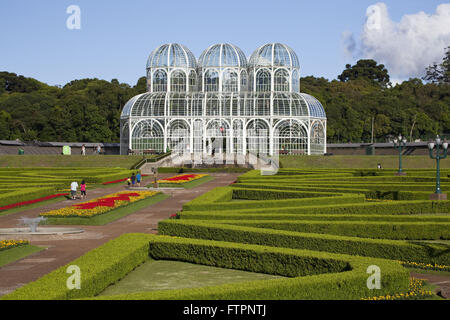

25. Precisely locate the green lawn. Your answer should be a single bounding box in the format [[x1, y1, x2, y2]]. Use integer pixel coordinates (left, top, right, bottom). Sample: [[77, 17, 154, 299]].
[[279, 155, 450, 169], [43, 193, 169, 225], [99, 259, 283, 296], [0, 155, 146, 169], [0, 245, 45, 268]]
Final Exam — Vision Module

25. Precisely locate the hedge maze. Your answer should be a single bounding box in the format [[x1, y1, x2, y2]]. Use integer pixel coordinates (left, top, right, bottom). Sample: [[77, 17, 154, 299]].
[[156, 168, 450, 299], [3, 168, 449, 300]]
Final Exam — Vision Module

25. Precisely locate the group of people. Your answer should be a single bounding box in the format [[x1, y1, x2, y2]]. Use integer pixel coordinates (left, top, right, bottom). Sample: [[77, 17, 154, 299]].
[[81, 144, 102, 156], [68, 171, 143, 201], [127, 172, 142, 187], [70, 180, 87, 200]]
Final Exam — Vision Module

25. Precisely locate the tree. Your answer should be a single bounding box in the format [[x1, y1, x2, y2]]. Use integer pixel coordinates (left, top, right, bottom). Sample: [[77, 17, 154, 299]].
[[338, 59, 390, 87], [423, 47, 450, 84]]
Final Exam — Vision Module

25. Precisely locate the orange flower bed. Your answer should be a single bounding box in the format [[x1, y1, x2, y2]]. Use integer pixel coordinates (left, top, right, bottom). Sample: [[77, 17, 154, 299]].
[[40, 191, 158, 218], [157, 174, 208, 184]]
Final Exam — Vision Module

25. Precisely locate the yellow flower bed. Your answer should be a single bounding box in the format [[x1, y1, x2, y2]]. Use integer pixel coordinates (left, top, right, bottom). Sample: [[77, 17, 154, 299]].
[[0, 240, 29, 251], [362, 278, 434, 300], [398, 260, 450, 272], [40, 191, 158, 218], [157, 174, 209, 184]]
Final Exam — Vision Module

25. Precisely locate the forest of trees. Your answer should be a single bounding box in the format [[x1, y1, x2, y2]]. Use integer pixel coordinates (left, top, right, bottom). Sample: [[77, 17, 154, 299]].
[[0, 48, 448, 144]]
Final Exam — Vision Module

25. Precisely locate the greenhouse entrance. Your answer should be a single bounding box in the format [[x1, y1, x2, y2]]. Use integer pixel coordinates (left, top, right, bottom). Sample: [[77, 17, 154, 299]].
[[206, 120, 230, 155]]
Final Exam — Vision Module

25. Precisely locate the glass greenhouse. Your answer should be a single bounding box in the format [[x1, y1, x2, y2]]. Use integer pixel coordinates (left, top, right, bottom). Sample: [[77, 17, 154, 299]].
[[120, 43, 327, 155]]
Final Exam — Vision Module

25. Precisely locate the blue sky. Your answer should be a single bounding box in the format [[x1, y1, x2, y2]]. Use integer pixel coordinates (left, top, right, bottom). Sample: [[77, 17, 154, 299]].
[[0, 0, 447, 86]]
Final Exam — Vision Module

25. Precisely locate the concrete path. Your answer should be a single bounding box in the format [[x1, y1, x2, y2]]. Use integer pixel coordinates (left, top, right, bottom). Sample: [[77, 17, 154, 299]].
[[0, 173, 240, 297]]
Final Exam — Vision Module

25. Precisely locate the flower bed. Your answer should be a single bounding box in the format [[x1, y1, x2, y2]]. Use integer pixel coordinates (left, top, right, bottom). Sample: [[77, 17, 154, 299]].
[[0, 193, 69, 211], [0, 240, 29, 251], [399, 260, 450, 272], [157, 174, 208, 184], [40, 191, 158, 218], [362, 278, 434, 300]]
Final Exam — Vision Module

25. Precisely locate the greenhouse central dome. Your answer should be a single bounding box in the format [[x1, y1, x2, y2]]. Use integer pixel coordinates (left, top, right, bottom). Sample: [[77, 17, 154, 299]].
[[120, 42, 327, 156]]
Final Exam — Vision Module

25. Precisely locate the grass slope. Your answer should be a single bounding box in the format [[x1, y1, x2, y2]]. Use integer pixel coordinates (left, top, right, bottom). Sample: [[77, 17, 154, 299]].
[[0, 155, 145, 168], [100, 259, 282, 296]]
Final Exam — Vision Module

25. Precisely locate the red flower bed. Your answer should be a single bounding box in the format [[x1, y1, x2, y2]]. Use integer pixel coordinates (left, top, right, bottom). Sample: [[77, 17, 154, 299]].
[[163, 174, 197, 182], [73, 192, 141, 209], [102, 174, 149, 185], [0, 193, 69, 211]]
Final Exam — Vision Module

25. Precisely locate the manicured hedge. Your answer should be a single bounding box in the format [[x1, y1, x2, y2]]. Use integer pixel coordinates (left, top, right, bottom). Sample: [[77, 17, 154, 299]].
[[158, 220, 450, 264], [1, 233, 152, 300], [218, 220, 450, 240], [180, 200, 450, 218], [183, 192, 365, 212], [95, 237, 408, 300], [179, 213, 450, 222], [231, 187, 345, 201], [2, 233, 410, 300], [233, 183, 435, 200], [0, 187, 56, 207]]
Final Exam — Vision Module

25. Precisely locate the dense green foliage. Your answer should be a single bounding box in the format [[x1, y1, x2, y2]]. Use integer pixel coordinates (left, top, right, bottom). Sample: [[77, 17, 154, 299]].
[[423, 46, 450, 85], [0, 72, 146, 142]]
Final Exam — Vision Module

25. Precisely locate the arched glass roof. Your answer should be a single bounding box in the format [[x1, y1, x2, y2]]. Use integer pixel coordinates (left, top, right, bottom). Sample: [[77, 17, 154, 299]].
[[120, 93, 145, 118], [198, 43, 247, 68], [146, 43, 197, 69], [249, 43, 300, 68], [299, 93, 326, 118], [121, 92, 326, 119]]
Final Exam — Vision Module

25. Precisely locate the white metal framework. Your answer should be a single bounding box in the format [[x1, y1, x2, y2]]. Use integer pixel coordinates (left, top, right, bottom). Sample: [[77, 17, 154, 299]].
[[120, 43, 327, 155]]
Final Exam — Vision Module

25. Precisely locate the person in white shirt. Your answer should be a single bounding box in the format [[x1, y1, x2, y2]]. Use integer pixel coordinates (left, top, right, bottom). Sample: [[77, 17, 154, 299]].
[[70, 181, 79, 200]]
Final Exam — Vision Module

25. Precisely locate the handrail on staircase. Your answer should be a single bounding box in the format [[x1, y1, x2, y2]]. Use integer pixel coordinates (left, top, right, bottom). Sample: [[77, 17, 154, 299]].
[[130, 151, 172, 170]]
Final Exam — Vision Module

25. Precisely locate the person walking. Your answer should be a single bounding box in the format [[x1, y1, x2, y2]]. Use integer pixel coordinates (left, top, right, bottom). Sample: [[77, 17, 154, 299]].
[[136, 172, 142, 187], [97, 145, 101, 154], [81, 144, 86, 156], [70, 181, 79, 200], [80, 180, 87, 199], [131, 173, 136, 187]]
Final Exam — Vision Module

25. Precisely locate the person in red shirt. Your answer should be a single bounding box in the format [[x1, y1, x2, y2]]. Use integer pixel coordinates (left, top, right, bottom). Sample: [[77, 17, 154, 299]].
[[80, 180, 87, 199]]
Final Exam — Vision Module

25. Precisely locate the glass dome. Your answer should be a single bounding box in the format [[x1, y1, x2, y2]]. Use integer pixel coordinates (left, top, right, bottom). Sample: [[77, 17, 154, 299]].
[[146, 43, 197, 69], [299, 93, 326, 118], [198, 43, 247, 68], [249, 43, 300, 68]]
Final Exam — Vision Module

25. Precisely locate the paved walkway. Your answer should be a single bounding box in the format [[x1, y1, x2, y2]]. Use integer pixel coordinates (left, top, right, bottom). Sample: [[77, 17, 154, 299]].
[[0, 173, 240, 296], [410, 272, 450, 299]]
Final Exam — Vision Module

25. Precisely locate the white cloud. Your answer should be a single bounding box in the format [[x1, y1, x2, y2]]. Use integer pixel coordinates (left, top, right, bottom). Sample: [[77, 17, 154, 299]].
[[342, 2, 450, 80]]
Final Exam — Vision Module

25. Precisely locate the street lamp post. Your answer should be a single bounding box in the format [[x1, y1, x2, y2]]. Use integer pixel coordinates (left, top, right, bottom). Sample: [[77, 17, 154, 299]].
[[428, 135, 448, 200], [393, 135, 407, 176]]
